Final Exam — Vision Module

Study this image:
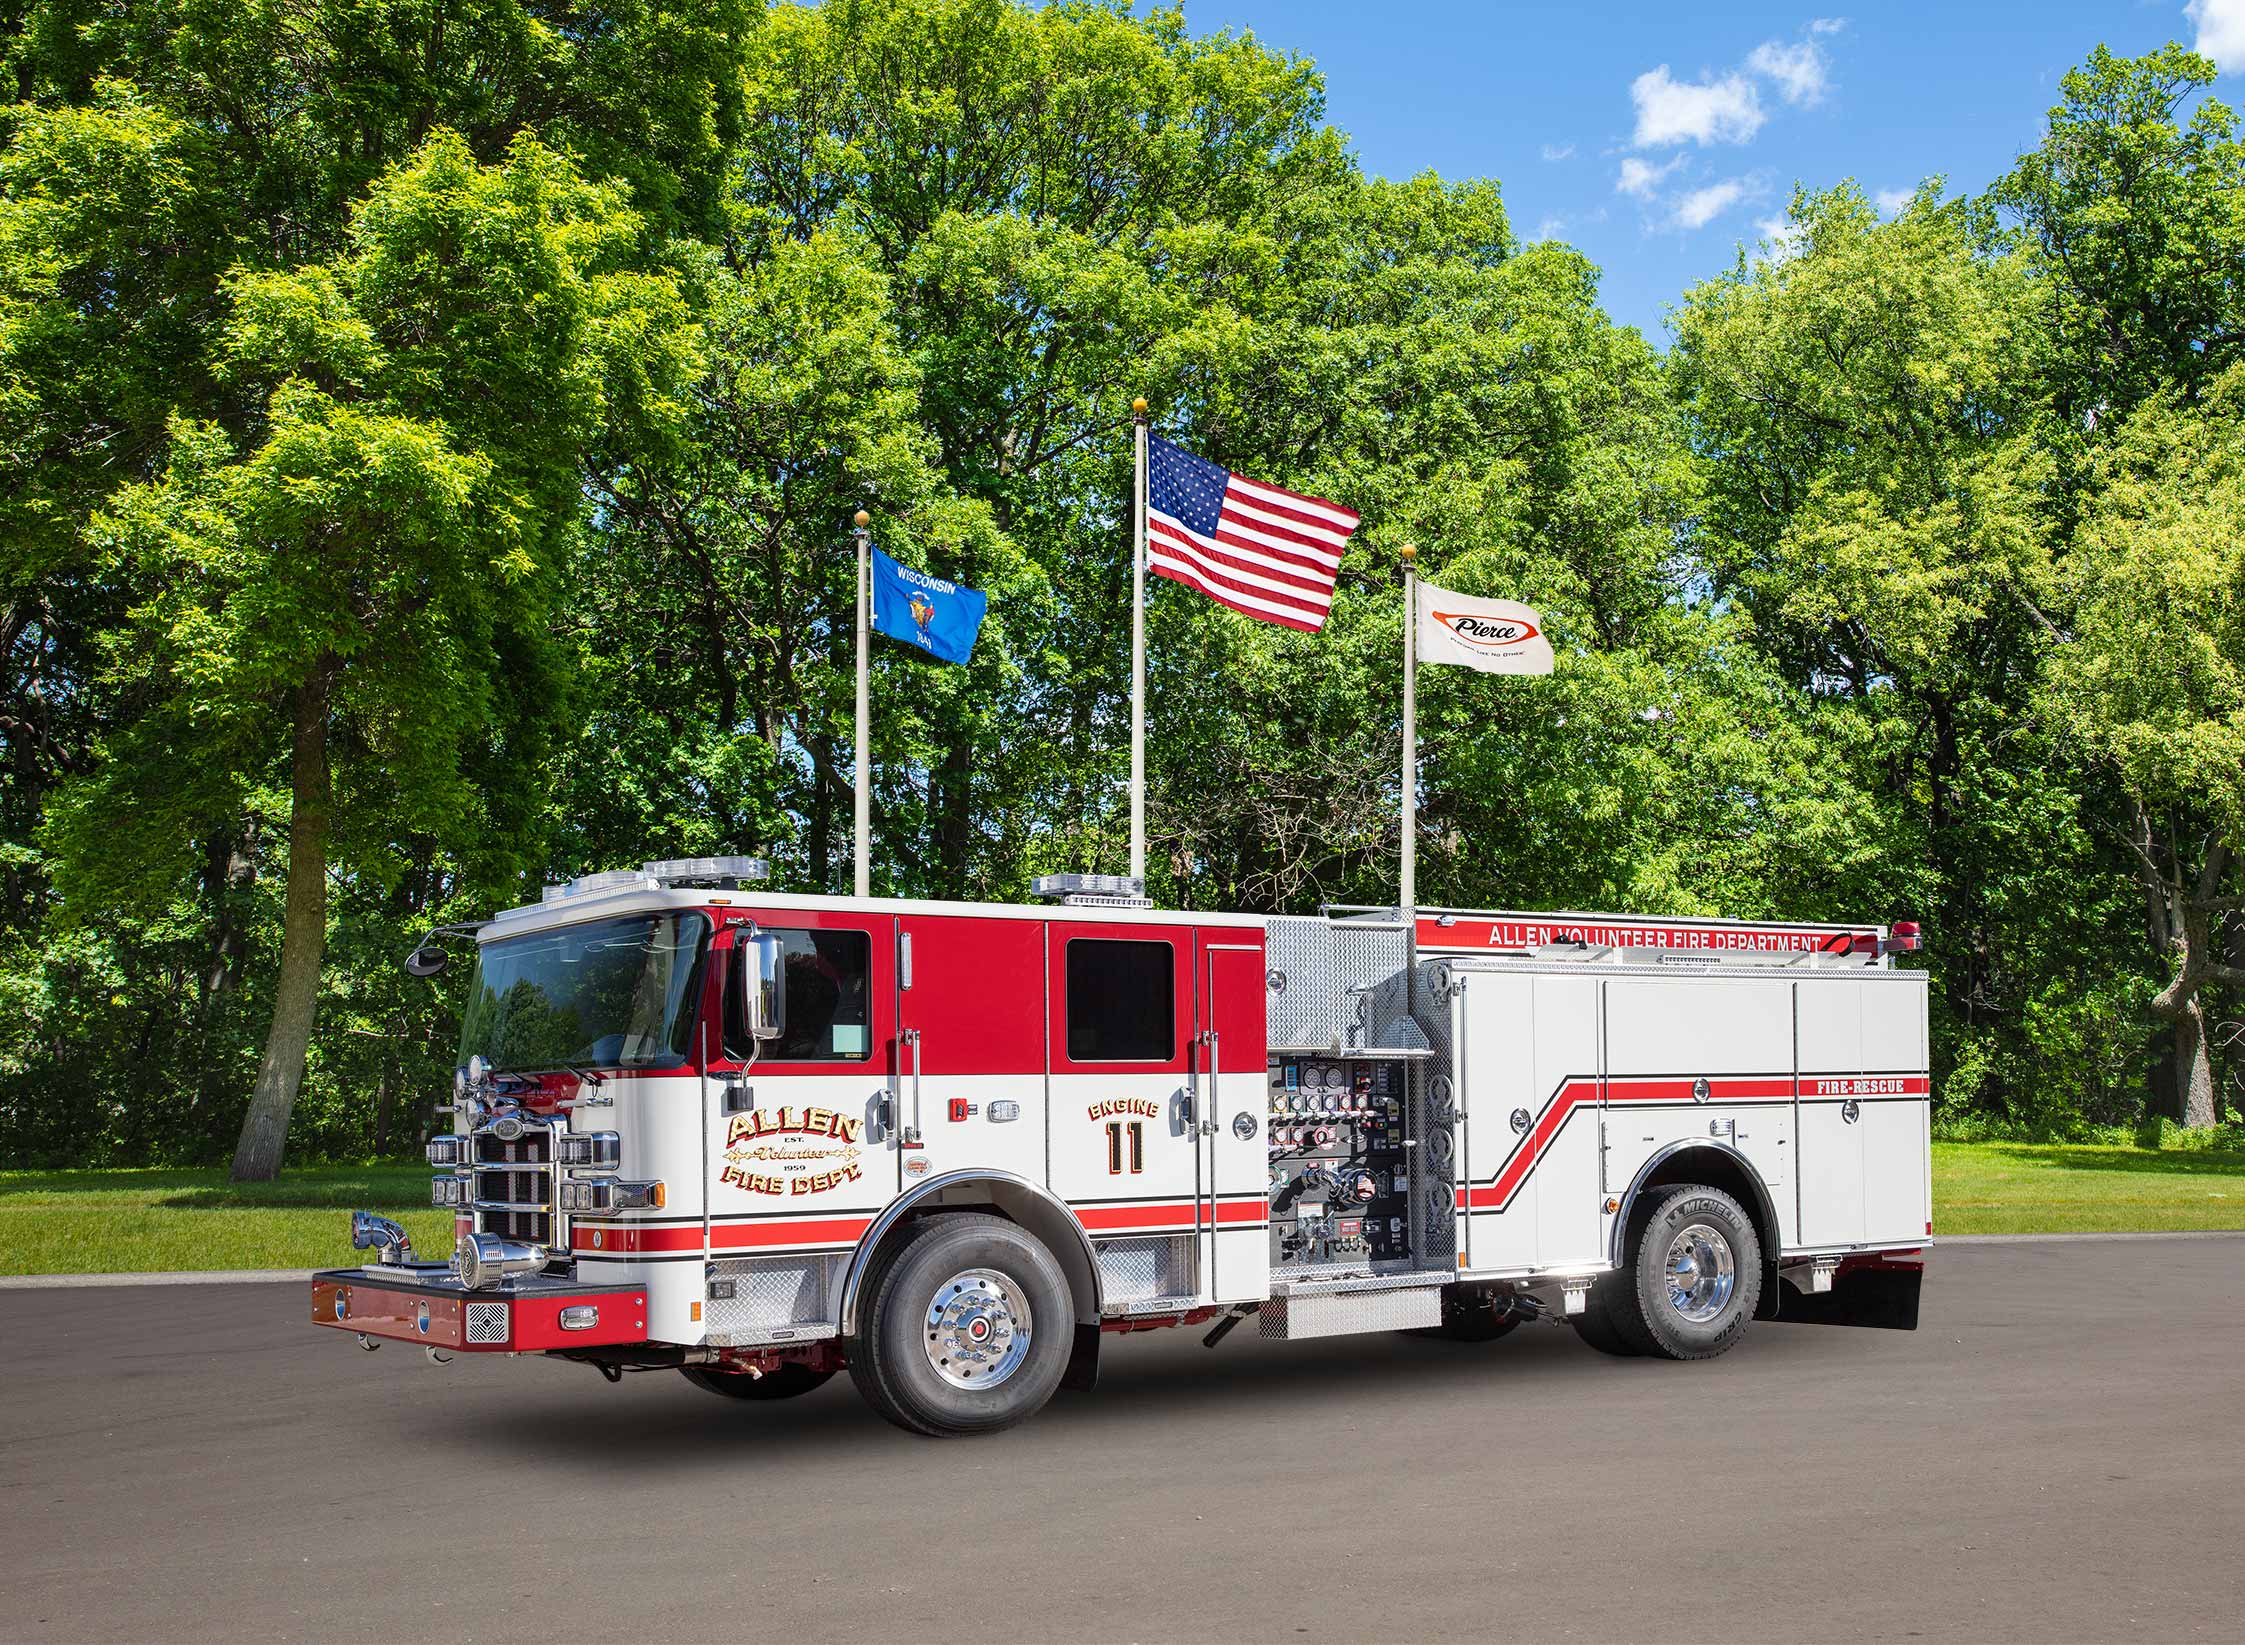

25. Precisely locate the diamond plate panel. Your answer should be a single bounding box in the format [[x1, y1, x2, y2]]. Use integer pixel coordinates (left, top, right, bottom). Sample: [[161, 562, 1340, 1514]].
[[464, 1301, 510, 1344], [706, 1254, 844, 1340], [1255, 1284, 1442, 1338], [1095, 1235, 1197, 1305], [1265, 915, 1414, 1052]]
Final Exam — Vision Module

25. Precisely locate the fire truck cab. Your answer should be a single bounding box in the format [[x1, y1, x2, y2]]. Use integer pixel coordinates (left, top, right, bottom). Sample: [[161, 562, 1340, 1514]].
[[315, 857, 1930, 1436]]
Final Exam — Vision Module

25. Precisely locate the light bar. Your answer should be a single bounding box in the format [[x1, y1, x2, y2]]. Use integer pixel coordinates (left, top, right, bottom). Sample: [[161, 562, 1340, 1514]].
[[1032, 873, 1150, 907], [643, 855, 769, 886]]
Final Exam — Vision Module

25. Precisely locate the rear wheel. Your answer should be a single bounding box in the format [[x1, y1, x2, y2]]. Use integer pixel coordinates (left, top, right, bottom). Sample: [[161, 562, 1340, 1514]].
[[680, 1363, 836, 1401], [1605, 1184, 1762, 1360], [848, 1212, 1072, 1437]]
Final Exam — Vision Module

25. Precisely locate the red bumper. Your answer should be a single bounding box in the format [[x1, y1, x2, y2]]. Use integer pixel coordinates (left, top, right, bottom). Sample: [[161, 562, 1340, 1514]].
[[312, 1269, 649, 1351]]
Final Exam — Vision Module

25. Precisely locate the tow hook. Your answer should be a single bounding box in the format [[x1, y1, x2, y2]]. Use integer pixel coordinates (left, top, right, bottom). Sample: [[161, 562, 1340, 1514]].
[[597, 1361, 622, 1384], [424, 1347, 453, 1366], [355, 1333, 380, 1352]]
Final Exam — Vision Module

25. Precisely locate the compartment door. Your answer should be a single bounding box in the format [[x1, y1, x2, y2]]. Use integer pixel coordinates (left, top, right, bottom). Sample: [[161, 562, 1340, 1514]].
[[1199, 937, 1272, 1302], [1795, 980, 1868, 1247], [1455, 971, 1538, 1273]]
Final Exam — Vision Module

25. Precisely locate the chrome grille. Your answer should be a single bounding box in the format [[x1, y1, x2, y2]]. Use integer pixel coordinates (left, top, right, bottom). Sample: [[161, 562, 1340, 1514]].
[[464, 1302, 510, 1344], [472, 1126, 554, 1245]]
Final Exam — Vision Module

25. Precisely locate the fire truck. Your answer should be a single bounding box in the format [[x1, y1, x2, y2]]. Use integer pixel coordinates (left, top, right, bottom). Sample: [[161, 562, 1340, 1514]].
[[314, 856, 1931, 1436]]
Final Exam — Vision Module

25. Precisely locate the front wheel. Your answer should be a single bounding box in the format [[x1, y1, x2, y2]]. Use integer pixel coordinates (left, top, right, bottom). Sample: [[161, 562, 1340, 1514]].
[[848, 1213, 1073, 1437], [1603, 1183, 1762, 1360], [680, 1363, 836, 1401]]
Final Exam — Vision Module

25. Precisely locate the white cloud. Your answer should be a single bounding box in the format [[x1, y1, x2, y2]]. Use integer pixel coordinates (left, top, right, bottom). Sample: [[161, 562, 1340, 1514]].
[[1875, 186, 1913, 217], [1746, 39, 1829, 106], [1671, 177, 1755, 230], [2189, 0, 2245, 73], [1756, 215, 1808, 261], [1535, 215, 1569, 240], [1808, 17, 1848, 36], [1617, 154, 1686, 197], [1541, 142, 1577, 162], [1631, 66, 1766, 147]]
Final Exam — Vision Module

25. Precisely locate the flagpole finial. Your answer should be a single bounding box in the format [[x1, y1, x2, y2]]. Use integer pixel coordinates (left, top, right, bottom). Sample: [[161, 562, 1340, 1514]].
[[1132, 397, 1148, 418], [1399, 541, 1417, 563], [853, 510, 870, 529]]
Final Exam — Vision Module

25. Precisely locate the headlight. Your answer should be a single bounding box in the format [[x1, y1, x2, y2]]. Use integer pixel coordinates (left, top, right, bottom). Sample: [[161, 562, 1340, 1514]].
[[560, 1177, 664, 1212], [554, 1131, 620, 1167], [430, 1175, 467, 1207], [425, 1135, 461, 1167]]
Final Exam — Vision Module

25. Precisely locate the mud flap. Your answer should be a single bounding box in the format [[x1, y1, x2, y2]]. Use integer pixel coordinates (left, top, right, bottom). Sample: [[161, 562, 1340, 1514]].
[[1061, 1320, 1101, 1391], [1774, 1254, 1924, 1331]]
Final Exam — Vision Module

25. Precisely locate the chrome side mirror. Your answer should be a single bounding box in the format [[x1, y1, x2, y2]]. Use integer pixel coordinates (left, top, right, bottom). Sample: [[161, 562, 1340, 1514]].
[[738, 931, 786, 1042], [403, 944, 448, 977]]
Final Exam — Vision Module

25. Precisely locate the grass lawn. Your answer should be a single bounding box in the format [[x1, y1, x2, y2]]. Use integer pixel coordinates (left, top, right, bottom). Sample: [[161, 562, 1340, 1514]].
[[1929, 1140, 2245, 1235], [3, 1143, 2243, 1275], [0, 1166, 451, 1276]]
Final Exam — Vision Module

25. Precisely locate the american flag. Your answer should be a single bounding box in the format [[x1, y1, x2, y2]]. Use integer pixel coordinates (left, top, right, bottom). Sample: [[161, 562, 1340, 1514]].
[[1145, 434, 1360, 632]]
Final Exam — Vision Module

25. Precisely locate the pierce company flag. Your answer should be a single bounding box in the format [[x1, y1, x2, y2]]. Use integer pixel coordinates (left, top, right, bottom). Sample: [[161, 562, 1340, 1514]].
[[1146, 434, 1359, 632], [869, 546, 988, 665], [1415, 580, 1555, 674]]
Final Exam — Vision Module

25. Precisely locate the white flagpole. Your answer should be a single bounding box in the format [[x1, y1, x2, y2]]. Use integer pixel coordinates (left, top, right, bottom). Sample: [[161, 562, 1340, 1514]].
[[1400, 542, 1417, 914], [853, 509, 871, 899], [1130, 397, 1149, 886]]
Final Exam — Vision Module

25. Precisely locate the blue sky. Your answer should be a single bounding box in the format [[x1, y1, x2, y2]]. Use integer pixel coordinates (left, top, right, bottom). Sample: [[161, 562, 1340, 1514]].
[[1155, 1, 2245, 341]]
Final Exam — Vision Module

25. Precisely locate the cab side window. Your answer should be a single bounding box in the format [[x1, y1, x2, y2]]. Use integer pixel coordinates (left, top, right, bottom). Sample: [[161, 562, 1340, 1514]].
[[1065, 939, 1174, 1062], [727, 928, 873, 1061]]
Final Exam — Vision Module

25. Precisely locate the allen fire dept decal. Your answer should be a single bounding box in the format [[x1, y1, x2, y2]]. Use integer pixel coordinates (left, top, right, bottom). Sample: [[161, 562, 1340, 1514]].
[[721, 1106, 865, 1196]]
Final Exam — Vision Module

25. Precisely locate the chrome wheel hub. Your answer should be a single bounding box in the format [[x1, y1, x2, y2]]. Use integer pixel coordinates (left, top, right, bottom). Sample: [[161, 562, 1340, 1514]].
[[925, 1268, 1032, 1389], [1664, 1222, 1737, 1323]]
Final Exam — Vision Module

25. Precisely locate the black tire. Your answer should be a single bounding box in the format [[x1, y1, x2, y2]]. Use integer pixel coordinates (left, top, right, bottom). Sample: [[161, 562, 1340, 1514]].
[[680, 1363, 837, 1401], [847, 1212, 1072, 1437], [1569, 1277, 1642, 1357], [1413, 1284, 1522, 1342], [1604, 1183, 1762, 1360]]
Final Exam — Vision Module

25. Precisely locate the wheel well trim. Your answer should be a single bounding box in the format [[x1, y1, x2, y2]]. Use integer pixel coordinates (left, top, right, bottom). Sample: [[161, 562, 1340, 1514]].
[[838, 1169, 1102, 1335], [1609, 1141, 1782, 1269]]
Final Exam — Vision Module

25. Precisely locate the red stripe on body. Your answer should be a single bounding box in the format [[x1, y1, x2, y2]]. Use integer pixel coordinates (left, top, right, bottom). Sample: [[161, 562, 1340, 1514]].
[[1453, 1074, 1927, 1212]]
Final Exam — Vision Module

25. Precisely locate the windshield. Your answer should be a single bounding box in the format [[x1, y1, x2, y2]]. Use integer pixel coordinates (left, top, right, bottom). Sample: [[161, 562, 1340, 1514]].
[[458, 912, 711, 1073]]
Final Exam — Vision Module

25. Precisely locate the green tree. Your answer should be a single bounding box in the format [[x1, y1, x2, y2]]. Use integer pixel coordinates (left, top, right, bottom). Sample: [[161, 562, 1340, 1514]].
[[1990, 44, 2245, 428], [2044, 365, 2245, 1127], [47, 131, 696, 1178]]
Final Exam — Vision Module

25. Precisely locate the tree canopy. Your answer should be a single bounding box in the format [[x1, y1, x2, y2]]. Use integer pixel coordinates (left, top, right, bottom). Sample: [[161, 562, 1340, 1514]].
[[3, 2, 2242, 1169]]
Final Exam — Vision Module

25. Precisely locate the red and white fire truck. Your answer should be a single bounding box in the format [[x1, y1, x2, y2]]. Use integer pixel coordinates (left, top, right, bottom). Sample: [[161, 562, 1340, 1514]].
[[314, 856, 1931, 1436]]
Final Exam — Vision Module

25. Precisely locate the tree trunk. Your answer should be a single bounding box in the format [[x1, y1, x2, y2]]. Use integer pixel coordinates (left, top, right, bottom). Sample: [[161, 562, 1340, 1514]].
[[230, 673, 334, 1182], [2173, 994, 2218, 1129]]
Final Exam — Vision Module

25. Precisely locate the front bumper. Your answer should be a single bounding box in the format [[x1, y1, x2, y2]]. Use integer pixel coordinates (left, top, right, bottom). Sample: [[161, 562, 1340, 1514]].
[[312, 1266, 649, 1352]]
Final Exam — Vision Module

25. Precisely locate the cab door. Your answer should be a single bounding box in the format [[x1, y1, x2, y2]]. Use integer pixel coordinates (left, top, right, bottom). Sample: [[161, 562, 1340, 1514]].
[[1197, 934, 1270, 1303], [705, 912, 894, 1241], [1046, 922, 1201, 1301], [895, 913, 1047, 1190]]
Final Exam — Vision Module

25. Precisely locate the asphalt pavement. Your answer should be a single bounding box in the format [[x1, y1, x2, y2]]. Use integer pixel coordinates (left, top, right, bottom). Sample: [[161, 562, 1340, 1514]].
[[2, 1236, 2241, 1643]]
